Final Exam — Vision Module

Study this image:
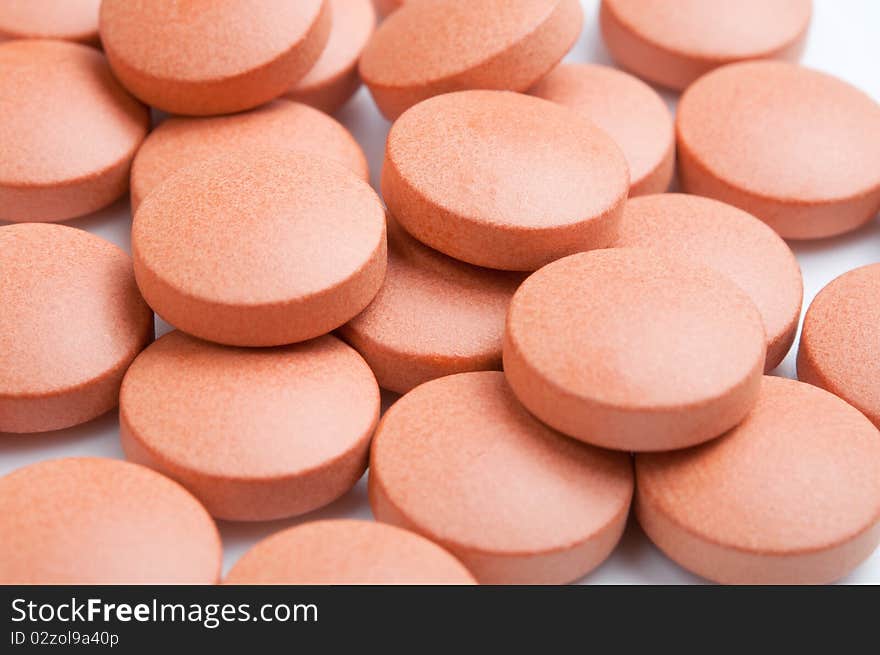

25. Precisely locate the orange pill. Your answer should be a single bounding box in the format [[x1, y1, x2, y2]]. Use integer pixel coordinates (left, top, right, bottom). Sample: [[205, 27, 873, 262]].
[[0, 458, 221, 584], [600, 0, 812, 91], [285, 0, 376, 115], [338, 218, 525, 393], [636, 376, 880, 584], [677, 61, 880, 240], [798, 264, 880, 429], [0, 224, 152, 434], [130, 99, 368, 212], [504, 248, 766, 451], [382, 90, 629, 271], [99, 0, 331, 115], [360, 0, 583, 120], [614, 194, 802, 371], [120, 332, 379, 521], [374, 0, 404, 17], [370, 372, 632, 584], [226, 520, 475, 584], [530, 63, 674, 197], [0, 40, 149, 223], [0, 0, 100, 45], [132, 151, 386, 347]]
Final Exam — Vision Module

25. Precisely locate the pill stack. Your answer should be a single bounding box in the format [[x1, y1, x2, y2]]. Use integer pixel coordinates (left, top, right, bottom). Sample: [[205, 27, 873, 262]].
[[1, 0, 880, 586]]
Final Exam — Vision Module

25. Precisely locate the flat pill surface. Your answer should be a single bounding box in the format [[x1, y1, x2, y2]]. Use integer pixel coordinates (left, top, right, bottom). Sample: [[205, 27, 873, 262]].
[[504, 248, 766, 451], [130, 99, 368, 211], [677, 61, 880, 239], [360, 0, 583, 119], [636, 376, 880, 584], [0, 224, 153, 434], [530, 63, 674, 197], [0, 40, 149, 223], [338, 218, 525, 393], [0, 0, 101, 44], [370, 371, 633, 584], [600, 0, 812, 90], [120, 332, 379, 521], [798, 264, 880, 428], [226, 520, 475, 584], [614, 194, 802, 371], [132, 151, 386, 347], [100, 0, 331, 115], [382, 90, 629, 271], [0, 458, 221, 584]]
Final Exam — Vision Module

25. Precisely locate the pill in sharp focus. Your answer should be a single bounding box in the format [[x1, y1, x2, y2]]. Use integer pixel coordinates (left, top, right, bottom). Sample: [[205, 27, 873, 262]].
[[0, 458, 221, 584], [225, 520, 476, 585], [530, 63, 674, 197], [636, 376, 880, 584], [120, 332, 379, 522], [0, 0, 101, 45], [677, 61, 880, 240], [504, 248, 767, 451], [382, 90, 629, 271], [132, 150, 387, 347], [99, 0, 331, 115], [600, 0, 812, 91], [614, 194, 803, 372], [0, 39, 149, 223], [130, 99, 368, 212], [360, 0, 583, 120]]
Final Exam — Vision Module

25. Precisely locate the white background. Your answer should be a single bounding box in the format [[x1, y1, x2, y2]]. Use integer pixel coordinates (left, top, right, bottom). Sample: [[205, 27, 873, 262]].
[[1, 0, 879, 584]]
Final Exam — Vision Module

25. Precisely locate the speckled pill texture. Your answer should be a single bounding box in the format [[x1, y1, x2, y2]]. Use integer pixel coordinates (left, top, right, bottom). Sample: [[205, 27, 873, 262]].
[[0, 0, 101, 45]]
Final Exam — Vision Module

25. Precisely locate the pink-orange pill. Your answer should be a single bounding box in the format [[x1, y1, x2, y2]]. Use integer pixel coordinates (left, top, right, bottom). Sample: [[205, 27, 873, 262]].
[[0, 0, 101, 45], [120, 332, 379, 522], [614, 194, 803, 371], [130, 99, 368, 212], [338, 218, 525, 393], [99, 0, 331, 116], [370, 372, 633, 584], [677, 61, 880, 240], [132, 151, 387, 347], [285, 0, 376, 115], [798, 264, 880, 429], [600, 0, 812, 91], [360, 0, 584, 120], [504, 248, 766, 452], [530, 63, 674, 197], [0, 40, 149, 223], [226, 520, 476, 585], [0, 224, 153, 434], [0, 458, 221, 584], [636, 376, 880, 584], [382, 90, 629, 271], [374, 0, 404, 17]]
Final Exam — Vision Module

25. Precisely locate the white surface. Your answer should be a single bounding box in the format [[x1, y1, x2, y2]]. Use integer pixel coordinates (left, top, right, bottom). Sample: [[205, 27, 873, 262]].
[[1, 0, 879, 584]]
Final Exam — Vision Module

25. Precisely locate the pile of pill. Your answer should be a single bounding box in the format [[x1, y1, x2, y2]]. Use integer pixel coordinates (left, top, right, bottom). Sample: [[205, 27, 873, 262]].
[[1, 0, 879, 586]]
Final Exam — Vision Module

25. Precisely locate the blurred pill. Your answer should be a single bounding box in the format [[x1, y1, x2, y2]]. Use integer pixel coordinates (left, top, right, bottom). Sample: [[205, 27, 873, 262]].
[[374, 0, 404, 16], [0, 0, 100, 45]]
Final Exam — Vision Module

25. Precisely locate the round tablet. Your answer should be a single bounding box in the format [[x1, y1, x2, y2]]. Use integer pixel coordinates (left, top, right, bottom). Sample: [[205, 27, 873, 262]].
[[798, 264, 880, 428], [132, 151, 387, 347], [677, 61, 880, 240], [0, 224, 153, 434], [99, 0, 331, 115], [600, 0, 812, 90], [360, 0, 584, 120], [338, 218, 525, 393], [0, 0, 100, 44], [370, 372, 633, 584], [530, 64, 674, 197], [504, 248, 766, 451], [0, 40, 149, 223], [120, 332, 379, 521], [382, 90, 629, 271], [636, 376, 880, 584], [130, 99, 368, 212], [285, 0, 376, 115], [0, 458, 221, 584], [226, 520, 475, 585], [614, 194, 802, 371]]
